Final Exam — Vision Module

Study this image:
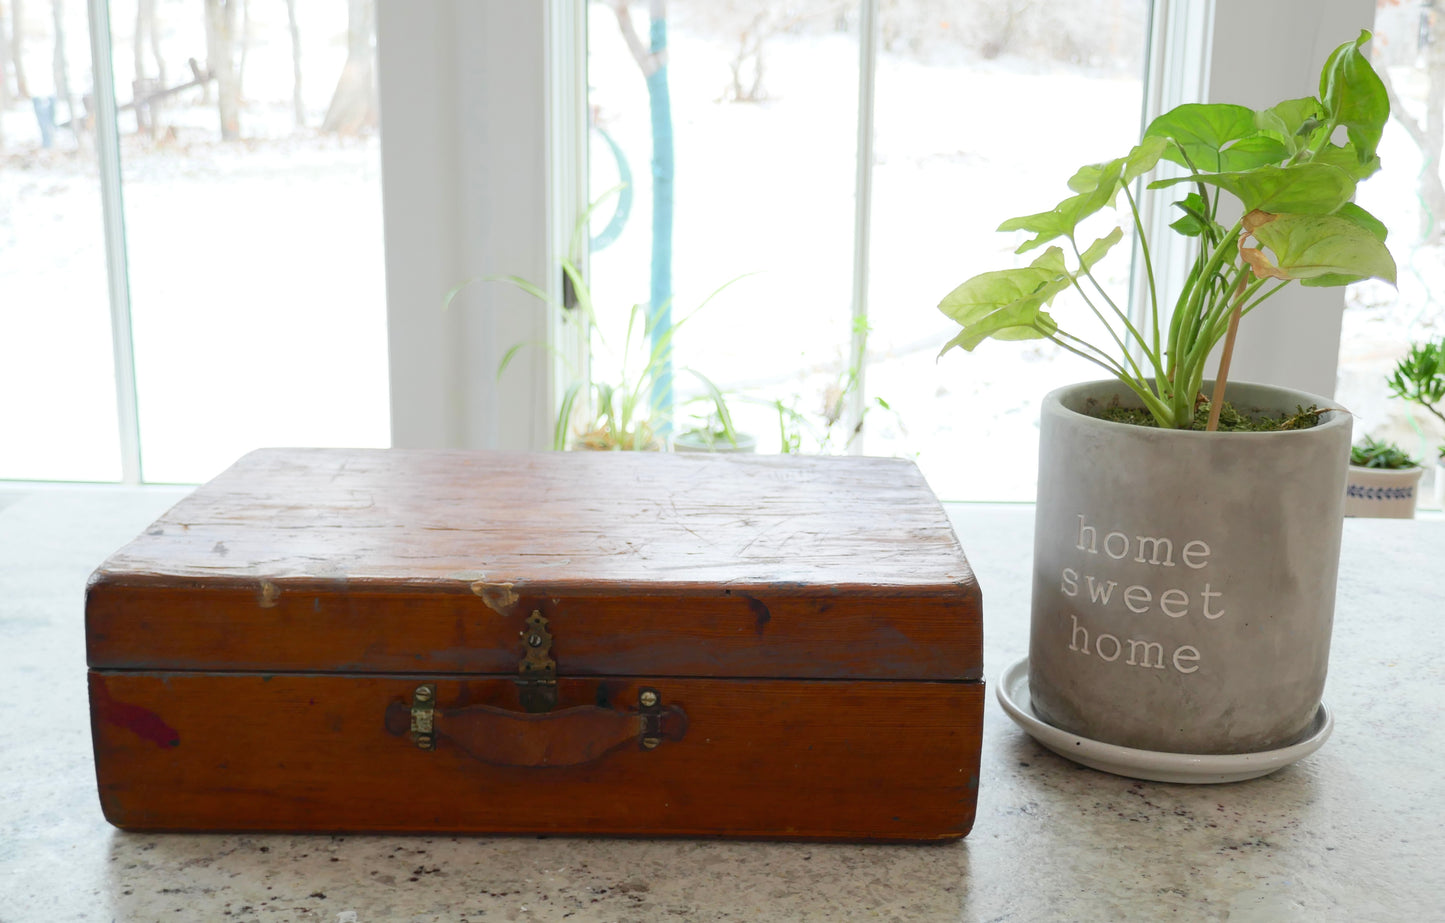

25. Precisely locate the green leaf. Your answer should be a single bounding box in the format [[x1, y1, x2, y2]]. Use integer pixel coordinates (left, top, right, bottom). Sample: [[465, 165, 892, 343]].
[[1001, 159, 1125, 253], [1249, 213, 1397, 285], [1320, 30, 1389, 166], [1256, 96, 1325, 152], [555, 382, 583, 450], [1078, 227, 1124, 271], [1310, 142, 1381, 181], [1257, 96, 1323, 136], [1149, 162, 1356, 215], [1144, 103, 1256, 172], [1123, 136, 1168, 182], [937, 258, 1068, 327], [990, 313, 1059, 341], [1168, 192, 1213, 237], [1214, 135, 1291, 172], [1334, 201, 1388, 242], [1066, 139, 1163, 193], [937, 251, 1071, 353]]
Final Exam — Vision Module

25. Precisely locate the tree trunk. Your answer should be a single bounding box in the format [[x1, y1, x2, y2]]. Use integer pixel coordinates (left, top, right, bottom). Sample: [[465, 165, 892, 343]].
[[286, 0, 302, 127], [237, 0, 250, 98], [10, 0, 26, 98], [320, 0, 375, 134], [204, 0, 241, 140], [1380, 10, 1445, 247], [134, 0, 166, 82], [0, 0, 11, 120], [52, 0, 73, 130]]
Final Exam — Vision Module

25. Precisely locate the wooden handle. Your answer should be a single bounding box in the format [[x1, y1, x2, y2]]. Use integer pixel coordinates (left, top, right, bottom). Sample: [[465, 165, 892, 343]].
[[386, 695, 688, 768]]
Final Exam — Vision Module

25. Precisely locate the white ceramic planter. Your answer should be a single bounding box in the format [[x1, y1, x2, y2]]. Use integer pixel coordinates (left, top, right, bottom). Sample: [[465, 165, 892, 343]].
[[1436, 459, 1445, 511], [1344, 465, 1425, 519], [1030, 380, 1351, 756]]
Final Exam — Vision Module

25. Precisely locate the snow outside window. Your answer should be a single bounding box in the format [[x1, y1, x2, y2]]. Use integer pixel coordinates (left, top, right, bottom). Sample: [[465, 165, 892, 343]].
[[586, 0, 1151, 500], [1, 0, 389, 484], [577, 0, 1385, 502]]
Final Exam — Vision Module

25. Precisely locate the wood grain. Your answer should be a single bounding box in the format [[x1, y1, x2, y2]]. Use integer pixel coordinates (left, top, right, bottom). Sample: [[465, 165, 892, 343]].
[[90, 670, 983, 841], [87, 449, 983, 679], [87, 449, 985, 840]]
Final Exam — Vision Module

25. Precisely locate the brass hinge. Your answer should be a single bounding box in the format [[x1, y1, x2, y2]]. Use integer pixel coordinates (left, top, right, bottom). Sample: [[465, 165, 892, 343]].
[[518, 611, 557, 713]]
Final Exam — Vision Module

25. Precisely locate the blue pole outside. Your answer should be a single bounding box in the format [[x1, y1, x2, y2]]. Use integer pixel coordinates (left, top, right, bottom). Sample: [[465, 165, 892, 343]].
[[646, 9, 674, 427]]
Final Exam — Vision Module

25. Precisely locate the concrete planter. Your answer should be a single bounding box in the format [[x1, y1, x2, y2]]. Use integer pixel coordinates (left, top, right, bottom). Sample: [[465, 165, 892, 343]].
[[1030, 380, 1352, 755], [1344, 465, 1425, 518]]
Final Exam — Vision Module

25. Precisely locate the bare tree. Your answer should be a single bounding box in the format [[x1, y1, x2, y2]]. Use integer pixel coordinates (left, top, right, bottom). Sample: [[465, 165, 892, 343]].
[[10, 0, 26, 98], [52, 0, 73, 127], [237, 0, 250, 97], [287, 0, 303, 127], [204, 0, 241, 140], [135, 0, 166, 85], [321, 0, 375, 134], [134, 0, 167, 136], [0, 0, 11, 119], [680, 3, 818, 103]]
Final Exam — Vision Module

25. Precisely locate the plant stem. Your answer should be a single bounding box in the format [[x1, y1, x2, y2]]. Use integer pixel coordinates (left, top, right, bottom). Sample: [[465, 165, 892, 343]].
[[1068, 238, 1153, 385], [1206, 273, 1250, 431], [1048, 332, 1174, 425], [1123, 185, 1162, 366], [1168, 218, 1245, 421]]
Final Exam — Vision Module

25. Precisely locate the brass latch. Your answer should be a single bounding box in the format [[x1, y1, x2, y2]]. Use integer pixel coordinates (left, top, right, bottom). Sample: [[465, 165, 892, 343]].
[[410, 683, 436, 750], [517, 611, 557, 713]]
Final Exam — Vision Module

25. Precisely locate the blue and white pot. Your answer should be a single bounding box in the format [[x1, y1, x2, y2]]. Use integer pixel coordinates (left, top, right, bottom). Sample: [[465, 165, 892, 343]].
[[1344, 464, 1425, 519]]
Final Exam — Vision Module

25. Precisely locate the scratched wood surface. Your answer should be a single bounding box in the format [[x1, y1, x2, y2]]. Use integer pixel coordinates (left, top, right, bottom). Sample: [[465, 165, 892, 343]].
[[88, 449, 983, 679], [90, 671, 984, 841]]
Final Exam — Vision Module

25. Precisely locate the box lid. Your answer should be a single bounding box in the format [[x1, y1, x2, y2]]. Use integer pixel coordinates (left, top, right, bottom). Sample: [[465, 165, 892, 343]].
[[87, 449, 982, 680]]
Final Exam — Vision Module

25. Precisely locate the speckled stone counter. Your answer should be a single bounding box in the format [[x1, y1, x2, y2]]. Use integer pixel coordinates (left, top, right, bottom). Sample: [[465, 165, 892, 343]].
[[1, 485, 1441, 922]]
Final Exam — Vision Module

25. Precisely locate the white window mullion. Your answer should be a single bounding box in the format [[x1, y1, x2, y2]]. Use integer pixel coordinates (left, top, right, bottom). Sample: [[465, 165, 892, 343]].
[[846, 0, 880, 453], [1131, 0, 1213, 366], [86, 0, 142, 484], [547, 0, 589, 439]]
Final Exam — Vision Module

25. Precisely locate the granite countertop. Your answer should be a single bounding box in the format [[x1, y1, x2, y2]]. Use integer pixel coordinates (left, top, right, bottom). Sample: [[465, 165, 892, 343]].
[[0, 485, 1441, 922]]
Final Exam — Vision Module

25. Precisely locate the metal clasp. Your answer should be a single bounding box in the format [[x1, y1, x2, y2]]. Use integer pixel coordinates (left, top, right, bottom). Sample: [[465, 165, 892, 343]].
[[518, 611, 557, 713], [411, 683, 436, 750], [639, 687, 663, 750]]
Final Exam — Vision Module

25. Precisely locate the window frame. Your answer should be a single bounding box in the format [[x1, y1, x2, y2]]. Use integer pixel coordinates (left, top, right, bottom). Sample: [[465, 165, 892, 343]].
[[377, 0, 1378, 456]]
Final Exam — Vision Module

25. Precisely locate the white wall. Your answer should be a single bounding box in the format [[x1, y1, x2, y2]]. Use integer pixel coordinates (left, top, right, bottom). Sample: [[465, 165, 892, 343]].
[[377, 1, 554, 450]]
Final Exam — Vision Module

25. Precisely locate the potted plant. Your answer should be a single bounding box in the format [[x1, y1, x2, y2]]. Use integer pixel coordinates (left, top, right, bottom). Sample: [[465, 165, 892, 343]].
[[938, 33, 1395, 761], [673, 409, 757, 453], [450, 256, 741, 452], [1386, 337, 1445, 508], [1345, 436, 1424, 518]]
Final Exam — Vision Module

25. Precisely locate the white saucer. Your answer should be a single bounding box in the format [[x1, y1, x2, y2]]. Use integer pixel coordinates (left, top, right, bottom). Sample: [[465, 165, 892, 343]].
[[996, 656, 1332, 784]]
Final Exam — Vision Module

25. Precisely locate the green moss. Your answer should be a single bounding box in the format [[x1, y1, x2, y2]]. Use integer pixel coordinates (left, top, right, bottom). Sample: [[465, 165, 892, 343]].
[[1087, 397, 1326, 432]]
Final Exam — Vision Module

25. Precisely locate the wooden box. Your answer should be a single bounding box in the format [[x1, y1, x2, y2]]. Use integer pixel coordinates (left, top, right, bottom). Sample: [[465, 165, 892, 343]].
[[87, 448, 983, 841]]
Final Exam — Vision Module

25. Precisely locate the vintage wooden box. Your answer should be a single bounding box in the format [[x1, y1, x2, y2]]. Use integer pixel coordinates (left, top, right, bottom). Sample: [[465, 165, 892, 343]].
[[87, 448, 983, 841]]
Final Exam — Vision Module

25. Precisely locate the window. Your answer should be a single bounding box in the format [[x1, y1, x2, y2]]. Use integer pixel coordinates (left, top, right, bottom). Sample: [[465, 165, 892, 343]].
[[586, 1, 1150, 498], [383, 0, 1379, 502], [1, 0, 389, 484], [1336, 0, 1445, 508]]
